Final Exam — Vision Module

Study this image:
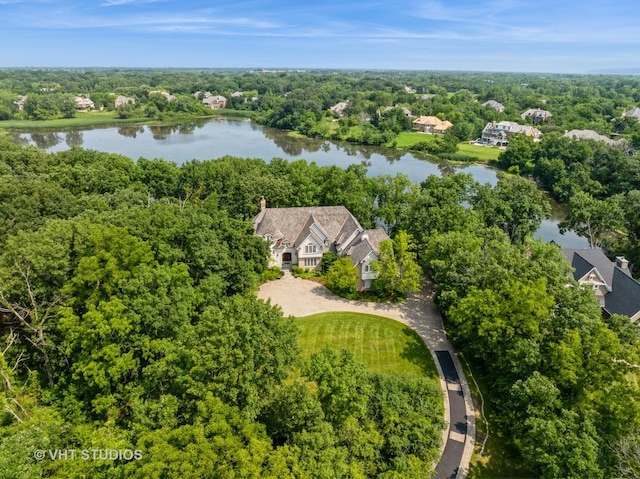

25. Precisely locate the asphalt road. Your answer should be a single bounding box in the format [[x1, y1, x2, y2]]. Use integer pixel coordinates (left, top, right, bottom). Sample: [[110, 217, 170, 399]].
[[434, 350, 468, 479]]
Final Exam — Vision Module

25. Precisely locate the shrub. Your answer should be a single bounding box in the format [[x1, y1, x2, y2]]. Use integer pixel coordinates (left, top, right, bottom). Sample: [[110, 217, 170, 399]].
[[325, 258, 358, 296]]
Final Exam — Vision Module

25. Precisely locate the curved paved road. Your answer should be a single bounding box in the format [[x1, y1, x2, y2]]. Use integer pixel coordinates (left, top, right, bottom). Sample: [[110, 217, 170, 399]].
[[258, 276, 476, 478]]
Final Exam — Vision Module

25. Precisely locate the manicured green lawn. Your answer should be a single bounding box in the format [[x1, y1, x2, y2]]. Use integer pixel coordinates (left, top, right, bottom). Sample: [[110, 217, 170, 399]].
[[295, 312, 439, 381], [457, 143, 502, 161], [391, 131, 437, 147]]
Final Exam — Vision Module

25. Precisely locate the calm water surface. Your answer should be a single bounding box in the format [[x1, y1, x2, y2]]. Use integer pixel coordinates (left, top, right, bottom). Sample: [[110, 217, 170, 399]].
[[10, 118, 588, 247]]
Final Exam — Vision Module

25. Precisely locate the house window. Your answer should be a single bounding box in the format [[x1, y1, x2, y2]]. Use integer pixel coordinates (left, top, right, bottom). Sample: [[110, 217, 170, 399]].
[[283, 241, 290, 247], [304, 244, 317, 254], [364, 264, 374, 273], [304, 258, 318, 267], [264, 234, 272, 241]]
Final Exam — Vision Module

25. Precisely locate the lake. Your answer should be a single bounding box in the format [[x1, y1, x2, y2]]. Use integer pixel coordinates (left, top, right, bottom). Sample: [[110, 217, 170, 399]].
[[9, 118, 588, 247]]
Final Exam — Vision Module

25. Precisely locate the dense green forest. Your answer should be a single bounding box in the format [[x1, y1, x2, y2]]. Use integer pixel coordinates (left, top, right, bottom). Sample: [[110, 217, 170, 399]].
[[2, 67, 640, 477], [0, 135, 450, 478], [2, 130, 640, 477]]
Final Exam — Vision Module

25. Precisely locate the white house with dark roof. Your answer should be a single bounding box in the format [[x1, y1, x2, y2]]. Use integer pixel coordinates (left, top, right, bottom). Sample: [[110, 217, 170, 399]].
[[253, 197, 389, 289], [562, 248, 640, 321], [480, 121, 541, 146]]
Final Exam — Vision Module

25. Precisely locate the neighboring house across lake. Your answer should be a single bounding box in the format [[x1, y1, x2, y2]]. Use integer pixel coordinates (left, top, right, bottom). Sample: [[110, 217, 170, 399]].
[[562, 248, 640, 321], [14, 95, 27, 111], [563, 129, 624, 147], [520, 108, 552, 125], [74, 96, 95, 110], [330, 101, 350, 117], [480, 121, 541, 146], [201, 92, 227, 109], [114, 95, 135, 108], [481, 100, 505, 112], [253, 197, 389, 290], [412, 116, 453, 134]]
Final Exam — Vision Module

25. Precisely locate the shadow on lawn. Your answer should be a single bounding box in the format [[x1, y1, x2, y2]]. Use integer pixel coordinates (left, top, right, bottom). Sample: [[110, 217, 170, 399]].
[[400, 328, 440, 381]]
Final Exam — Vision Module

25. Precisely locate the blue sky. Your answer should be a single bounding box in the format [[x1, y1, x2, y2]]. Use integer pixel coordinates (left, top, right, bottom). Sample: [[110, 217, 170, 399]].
[[1, 0, 639, 73]]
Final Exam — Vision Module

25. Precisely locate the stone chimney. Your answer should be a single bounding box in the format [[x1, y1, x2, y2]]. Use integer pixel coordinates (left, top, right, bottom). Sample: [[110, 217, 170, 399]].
[[259, 195, 266, 211], [616, 257, 629, 269]]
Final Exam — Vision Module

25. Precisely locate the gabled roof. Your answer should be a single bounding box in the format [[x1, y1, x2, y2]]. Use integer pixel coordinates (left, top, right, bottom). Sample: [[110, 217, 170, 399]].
[[520, 108, 552, 119], [563, 129, 623, 147], [347, 229, 390, 265], [254, 206, 362, 248], [605, 268, 640, 317], [563, 248, 640, 319], [481, 100, 505, 111], [623, 107, 640, 120], [562, 248, 627, 287]]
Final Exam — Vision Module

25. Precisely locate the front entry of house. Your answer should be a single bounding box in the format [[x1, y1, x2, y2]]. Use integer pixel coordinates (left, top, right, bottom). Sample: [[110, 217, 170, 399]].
[[282, 252, 292, 268]]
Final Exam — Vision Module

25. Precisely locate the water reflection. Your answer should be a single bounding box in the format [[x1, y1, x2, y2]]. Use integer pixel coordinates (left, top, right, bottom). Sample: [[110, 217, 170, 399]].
[[117, 126, 144, 139], [31, 132, 61, 150], [65, 130, 83, 148]]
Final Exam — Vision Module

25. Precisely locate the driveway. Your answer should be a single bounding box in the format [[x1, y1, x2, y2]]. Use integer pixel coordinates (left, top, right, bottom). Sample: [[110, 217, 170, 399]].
[[258, 276, 476, 479]]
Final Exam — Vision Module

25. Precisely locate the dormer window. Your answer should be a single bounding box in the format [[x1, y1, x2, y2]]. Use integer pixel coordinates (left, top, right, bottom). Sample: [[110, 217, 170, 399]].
[[283, 241, 290, 247], [264, 234, 272, 241], [304, 244, 318, 254]]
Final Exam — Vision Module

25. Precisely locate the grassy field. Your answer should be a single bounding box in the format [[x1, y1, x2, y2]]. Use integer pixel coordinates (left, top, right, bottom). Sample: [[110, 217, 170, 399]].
[[457, 143, 502, 161], [295, 311, 439, 381], [392, 131, 437, 147], [390, 132, 501, 161]]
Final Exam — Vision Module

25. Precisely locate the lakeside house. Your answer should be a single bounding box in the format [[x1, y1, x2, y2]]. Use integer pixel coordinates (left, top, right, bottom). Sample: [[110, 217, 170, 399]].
[[74, 96, 95, 110], [481, 100, 505, 112], [412, 116, 453, 134], [563, 129, 624, 147], [114, 95, 135, 108], [200, 92, 226, 109], [562, 248, 640, 321], [520, 108, 552, 125], [253, 197, 389, 290], [480, 121, 541, 146]]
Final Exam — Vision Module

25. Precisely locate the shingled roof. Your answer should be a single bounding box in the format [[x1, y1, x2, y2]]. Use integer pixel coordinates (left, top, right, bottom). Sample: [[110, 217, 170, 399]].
[[563, 248, 640, 320], [254, 206, 363, 246]]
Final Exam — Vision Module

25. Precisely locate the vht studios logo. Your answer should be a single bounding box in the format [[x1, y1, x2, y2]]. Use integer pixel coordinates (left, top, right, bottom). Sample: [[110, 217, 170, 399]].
[[33, 449, 142, 461]]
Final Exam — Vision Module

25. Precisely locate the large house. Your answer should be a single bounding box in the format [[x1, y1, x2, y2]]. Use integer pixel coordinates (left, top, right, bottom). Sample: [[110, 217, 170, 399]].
[[480, 121, 541, 146], [330, 101, 349, 117], [201, 93, 227, 109], [114, 95, 135, 108], [563, 129, 624, 147], [481, 100, 505, 112], [253, 197, 389, 290], [562, 248, 640, 321], [520, 108, 552, 125], [74, 96, 95, 110], [412, 116, 453, 134]]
